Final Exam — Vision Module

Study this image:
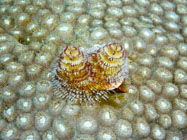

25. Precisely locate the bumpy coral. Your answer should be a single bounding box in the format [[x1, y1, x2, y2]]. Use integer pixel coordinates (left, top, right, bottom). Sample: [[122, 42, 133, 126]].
[[0, 0, 187, 140]]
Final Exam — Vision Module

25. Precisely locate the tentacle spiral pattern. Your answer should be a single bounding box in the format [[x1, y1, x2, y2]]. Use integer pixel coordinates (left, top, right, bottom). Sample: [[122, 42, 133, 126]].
[[52, 43, 128, 103]]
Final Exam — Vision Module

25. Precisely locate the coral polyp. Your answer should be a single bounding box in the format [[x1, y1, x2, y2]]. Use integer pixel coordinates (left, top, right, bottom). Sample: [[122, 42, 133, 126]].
[[52, 43, 128, 103]]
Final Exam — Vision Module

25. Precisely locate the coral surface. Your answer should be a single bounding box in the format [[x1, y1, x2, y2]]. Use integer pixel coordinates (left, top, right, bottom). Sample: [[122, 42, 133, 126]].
[[0, 0, 187, 140]]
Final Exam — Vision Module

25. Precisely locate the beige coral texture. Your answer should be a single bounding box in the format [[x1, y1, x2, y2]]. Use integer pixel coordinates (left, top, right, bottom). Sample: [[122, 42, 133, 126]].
[[0, 0, 187, 140]]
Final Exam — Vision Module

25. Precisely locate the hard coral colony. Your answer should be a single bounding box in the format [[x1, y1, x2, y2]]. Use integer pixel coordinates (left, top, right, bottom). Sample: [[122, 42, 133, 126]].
[[0, 0, 187, 139], [52, 42, 128, 103]]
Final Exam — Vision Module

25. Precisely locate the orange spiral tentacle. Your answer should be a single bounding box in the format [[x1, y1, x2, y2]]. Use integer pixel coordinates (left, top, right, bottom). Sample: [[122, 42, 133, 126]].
[[52, 42, 128, 104], [89, 43, 127, 90]]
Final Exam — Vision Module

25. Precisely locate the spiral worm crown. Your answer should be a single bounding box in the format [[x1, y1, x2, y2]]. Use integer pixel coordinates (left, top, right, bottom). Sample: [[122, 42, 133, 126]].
[[52, 43, 128, 103]]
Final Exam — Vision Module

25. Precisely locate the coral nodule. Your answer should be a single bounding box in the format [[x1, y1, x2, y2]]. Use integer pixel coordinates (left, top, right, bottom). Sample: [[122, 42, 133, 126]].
[[52, 42, 128, 104]]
